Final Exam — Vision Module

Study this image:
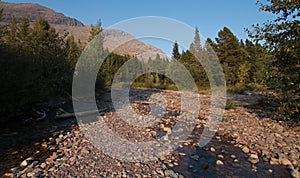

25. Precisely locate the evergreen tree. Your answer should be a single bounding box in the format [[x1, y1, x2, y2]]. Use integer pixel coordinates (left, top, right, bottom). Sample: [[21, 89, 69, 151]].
[[248, 0, 300, 121], [88, 19, 102, 42], [172, 41, 180, 60], [189, 27, 202, 56], [214, 27, 248, 86]]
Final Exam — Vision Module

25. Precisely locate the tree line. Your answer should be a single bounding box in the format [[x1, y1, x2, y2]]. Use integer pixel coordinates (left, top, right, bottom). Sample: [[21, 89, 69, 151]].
[[0, 0, 298, 122], [0, 11, 81, 119]]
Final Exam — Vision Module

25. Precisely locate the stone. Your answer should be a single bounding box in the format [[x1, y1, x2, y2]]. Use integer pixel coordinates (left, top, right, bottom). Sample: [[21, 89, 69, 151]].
[[268, 169, 273, 173], [178, 153, 186, 156], [252, 164, 258, 172], [242, 146, 250, 154], [230, 154, 236, 159], [69, 156, 76, 163], [159, 124, 165, 129], [280, 158, 292, 166], [9, 167, 19, 173], [159, 156, 166, 161], [156, 170, 164, 176], [27, 172, 35, 177], [81, 148, 90, 154], [150, 131, 157, 137], [290, 169, 300, 178], [164, 170, 175, 177], [20, 157, 34, 167], [3, 173, 13, 178], [163, 127, 171, 134], [248, 154, 259, 164], [217, 155, 224, 159], [216, 160, 224, 165], [210, 147, 216, 152], [40, 162, 46, 169], [167, 163, 174, 168], [190, 155, 199, 161], [270, 158, 279, 165]]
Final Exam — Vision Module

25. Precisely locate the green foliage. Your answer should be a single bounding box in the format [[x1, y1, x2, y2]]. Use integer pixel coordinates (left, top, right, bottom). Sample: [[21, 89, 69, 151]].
[[172, 41, 180, 60], [0, 16, 81, 119], [189, 27, 202, 54], [213, 27, 248, 86], [248, 0, 300, 122], [88, 19, 102, 42]]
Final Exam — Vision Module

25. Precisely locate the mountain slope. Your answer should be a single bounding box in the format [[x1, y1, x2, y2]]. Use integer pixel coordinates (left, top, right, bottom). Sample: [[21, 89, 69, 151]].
[[0, 1, 169, 60], [0, 1, 84, 26]]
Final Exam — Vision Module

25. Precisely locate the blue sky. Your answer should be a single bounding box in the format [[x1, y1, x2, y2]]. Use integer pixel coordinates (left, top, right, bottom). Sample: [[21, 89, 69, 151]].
[[4, 0, 276, 56]]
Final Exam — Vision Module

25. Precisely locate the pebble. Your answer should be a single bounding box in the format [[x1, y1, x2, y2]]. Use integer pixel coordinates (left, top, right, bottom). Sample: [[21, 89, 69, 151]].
[[167, 163, 174, 168], [242, 146, 250, 154], [40, 163, 46, 169], [217, 155, 224, 159], [290, 169, 300, 178], [2, 89, 299, 177], [20, 157, 34, 167], [163, 127, 171, 133], [216, 160, 224, 165], [230, 154, 236, 159], [270, 158, 279, 165], [248, 154, 259, 164], [190, 155, 199, 161], [159, 156, 166, 161], [3, 173, 13, 178], [178, 153, 186, 156], [27, 172, 35, 177], [281, 158, 292, 166]]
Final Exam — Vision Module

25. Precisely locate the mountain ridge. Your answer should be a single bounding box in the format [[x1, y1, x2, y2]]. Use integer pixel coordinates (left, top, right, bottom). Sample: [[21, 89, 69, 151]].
[[0, 1, 169, 60]]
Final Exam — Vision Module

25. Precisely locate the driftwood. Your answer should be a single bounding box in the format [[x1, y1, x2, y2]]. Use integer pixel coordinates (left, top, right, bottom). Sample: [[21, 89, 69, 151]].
[[25, 108, 47, 123], [55, 108, 106, 119], [135, 101, 154, 105], [35, 110, 47, 121]]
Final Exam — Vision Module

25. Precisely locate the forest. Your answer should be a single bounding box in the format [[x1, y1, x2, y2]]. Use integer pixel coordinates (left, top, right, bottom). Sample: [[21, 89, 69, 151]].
[[0, 0, 299, 123]]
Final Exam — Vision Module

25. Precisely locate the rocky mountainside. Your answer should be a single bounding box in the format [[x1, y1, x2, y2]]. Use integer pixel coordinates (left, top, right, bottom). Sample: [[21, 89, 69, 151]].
[[0, 1, 168, 61], [0, 1, 84, 26], [103, 29, 169, 61]]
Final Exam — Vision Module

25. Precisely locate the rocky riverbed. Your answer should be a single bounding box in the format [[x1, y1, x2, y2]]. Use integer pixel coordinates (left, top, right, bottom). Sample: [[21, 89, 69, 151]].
[[0, 88, 299, 177]]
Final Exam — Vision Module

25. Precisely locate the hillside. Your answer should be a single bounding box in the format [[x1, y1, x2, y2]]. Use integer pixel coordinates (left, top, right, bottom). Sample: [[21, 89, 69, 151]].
[[0, 1, 84, 26], [0, 1, 168, 60]]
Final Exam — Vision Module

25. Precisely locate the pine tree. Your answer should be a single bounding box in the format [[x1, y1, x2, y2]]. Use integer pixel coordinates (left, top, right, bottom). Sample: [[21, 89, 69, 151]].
[[88, 19, 102, 42], [189, 27, 202, 56], [214, 27, 248, 86], [172, 41, 180, 60], [248, 0, 300, 121]]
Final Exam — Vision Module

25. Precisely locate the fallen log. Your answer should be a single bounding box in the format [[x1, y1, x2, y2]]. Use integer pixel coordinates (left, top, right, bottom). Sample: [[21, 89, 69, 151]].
[[25, 109, 47, 123], [35, 110, 47, 121], [55, 108, 106, 119], [134, 101, 154, 105]]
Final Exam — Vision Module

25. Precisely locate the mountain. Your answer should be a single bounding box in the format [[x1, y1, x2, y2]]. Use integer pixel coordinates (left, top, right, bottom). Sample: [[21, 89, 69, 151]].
[[103, 29, 168, 61], [0, 1, 169, 61], [0, 1, 84, 26]]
